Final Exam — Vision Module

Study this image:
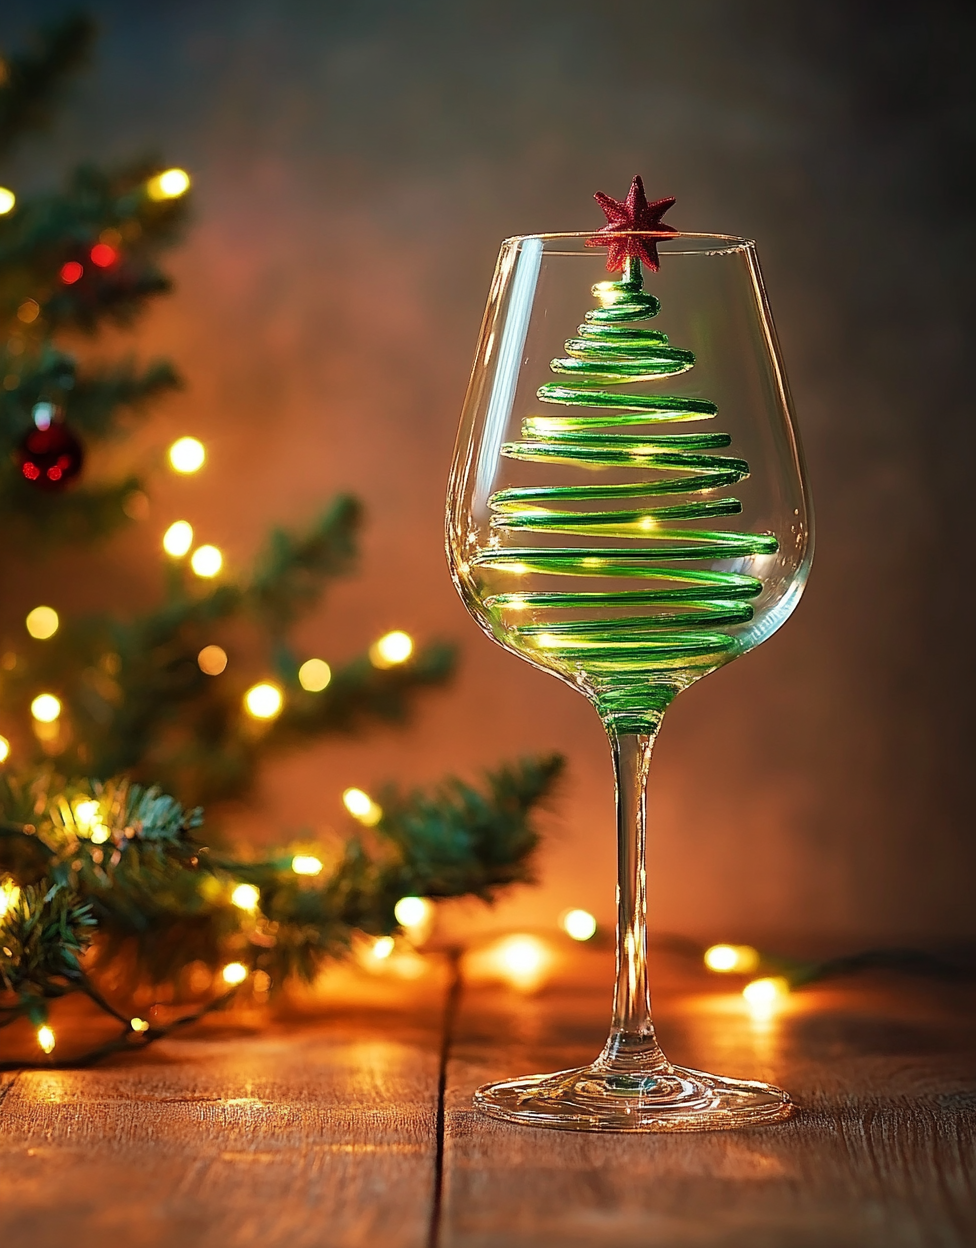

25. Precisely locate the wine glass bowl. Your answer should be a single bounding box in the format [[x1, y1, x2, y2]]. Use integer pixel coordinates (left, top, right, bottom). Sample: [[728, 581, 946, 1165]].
[[447, 230, 812, 1130]]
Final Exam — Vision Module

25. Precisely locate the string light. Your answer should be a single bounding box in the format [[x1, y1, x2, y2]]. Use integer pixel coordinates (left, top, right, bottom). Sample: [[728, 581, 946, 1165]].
[[244, 682, 283, 720], [291, 855, 323, 876], [231, 883, 260, 911], [25, 606, 59, 639], [0, 737, 9, 764], [560, 908, 597, 941], [197, 645, 228, 675], [190, 545, 222, 578], [742, 976, 790, 1015], [0, 878, 21, 917], [168, 436, 205, 474], [298, 658, 331, 692], [163, 520, 193, 556], [89, 242, 117, 268], [489, 934, 552, 992], [147, 168, 191, 200], [72, 800, 111, 844], [130, 1017, 149, 1033], [0, 187, 15, 214], [394, 896, 430, 928], [704, 944, 760, 974], [371, 936, 395, 960], [343, 787, 382, 826], [221, 962, 248, 985], [36, 1025, 56, 1054], [73, 799, 99, 830], [369, 631, 413, 668], [30, 693, 61, 723], [60, 261, 83, 284]]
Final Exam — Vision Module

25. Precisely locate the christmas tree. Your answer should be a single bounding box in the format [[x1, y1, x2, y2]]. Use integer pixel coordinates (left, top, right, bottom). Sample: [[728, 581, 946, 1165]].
[[0, 15, 560, 1067]]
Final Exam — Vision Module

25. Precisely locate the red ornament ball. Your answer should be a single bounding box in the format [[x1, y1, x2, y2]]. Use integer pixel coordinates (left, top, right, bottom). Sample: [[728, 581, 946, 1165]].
[[16, 422, 84, 490]]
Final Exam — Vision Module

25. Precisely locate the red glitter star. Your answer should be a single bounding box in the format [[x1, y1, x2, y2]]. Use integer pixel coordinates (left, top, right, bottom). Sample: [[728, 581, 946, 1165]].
[[587, 175, 677, 272]]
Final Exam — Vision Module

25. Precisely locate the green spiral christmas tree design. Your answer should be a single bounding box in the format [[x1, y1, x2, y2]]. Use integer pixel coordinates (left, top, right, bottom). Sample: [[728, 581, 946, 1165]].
[[471, 253, 778, 733]]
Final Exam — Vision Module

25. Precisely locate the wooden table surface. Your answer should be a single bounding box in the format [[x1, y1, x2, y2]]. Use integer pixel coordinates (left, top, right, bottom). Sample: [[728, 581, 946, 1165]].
[[1, 946, 974, 1247]]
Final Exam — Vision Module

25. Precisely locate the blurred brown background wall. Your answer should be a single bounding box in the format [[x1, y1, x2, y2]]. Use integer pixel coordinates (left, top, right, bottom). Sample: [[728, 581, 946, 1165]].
[[3, 0, 973, 947]]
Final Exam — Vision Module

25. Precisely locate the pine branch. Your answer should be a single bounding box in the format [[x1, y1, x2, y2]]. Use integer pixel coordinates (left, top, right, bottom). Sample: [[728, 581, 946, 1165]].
[[0, 14, 96, 158], [248, 494, 362, 632], [0, 159, 190, 336], [0, 495, 456, 805], [0, 755, 562, 1066]]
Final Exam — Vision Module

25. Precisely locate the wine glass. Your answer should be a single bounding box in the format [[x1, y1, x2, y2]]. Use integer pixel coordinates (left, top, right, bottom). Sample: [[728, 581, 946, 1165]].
[[446, 227, 813, 1131]]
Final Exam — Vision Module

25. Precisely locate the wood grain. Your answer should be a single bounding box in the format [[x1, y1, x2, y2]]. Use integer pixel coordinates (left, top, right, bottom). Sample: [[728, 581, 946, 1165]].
[[0, 1006, 442, 1248], [3, 952, 975, 1248], [441, 952, 976, 1248]]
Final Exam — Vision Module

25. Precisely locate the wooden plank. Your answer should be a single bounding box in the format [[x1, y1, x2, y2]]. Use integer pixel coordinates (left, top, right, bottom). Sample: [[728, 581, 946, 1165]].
[[0, 998, 444, 1248], [441, 949, 976, 1247]]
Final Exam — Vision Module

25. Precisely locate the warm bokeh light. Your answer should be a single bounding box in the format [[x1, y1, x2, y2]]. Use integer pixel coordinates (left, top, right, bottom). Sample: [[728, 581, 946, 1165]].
[[90, 824, 111, 845], [291, 855, 323, 876], [25, 605, 59, 639], [17, 298, 39, 323], [0, 736, 9, 764], [369, 630, 413, 668], [221, 962, 249, 985], [60, 260, 83, 284], [343, 787, 382, 825], [0, 187, 15, 214], [190, 545, 223, 578], [30, 693, 61, 723], [197, 644, 228, 675], [231, 883, 260, 911], [371, 936, 395, 960], [163, 520, 193, 556], [130, 1017, 149, 1033], [561, 908, 598, 941], [89, 242, 117, 268], [490, 934, 552, 992], [705, 944, 761, 973], [147, 168, 191, 200], [168, 436, 206, 473], [298, 658, 331, 692], [73, 799, 99, 829], [743, 976, 790, 1013], [244, 682, 283, 720], [0, 878, 21, 918], [394, 896, 431, 928], [36, 1025, 56, 1054]]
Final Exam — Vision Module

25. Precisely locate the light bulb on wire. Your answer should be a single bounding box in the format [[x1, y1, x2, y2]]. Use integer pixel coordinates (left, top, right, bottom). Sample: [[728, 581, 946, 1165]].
[[25, 606, 59, 639], [163, 521, 193, 557], [369, 631, 413, 668], [168, 436, 205, 474], [31, 693, 61, 723], [244, 682, 283, 720], [343, 787, 382, 826], [190, 545, 222, 578], [147, 168, 191, 201]]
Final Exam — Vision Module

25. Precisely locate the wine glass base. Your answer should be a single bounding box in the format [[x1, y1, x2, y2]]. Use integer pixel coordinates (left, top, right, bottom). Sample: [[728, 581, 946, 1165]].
[[474, 1063, 793, 1133]]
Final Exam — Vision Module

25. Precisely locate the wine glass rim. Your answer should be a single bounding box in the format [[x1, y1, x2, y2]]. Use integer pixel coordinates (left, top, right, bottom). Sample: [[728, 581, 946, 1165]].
[[501, 230, 755, 256]]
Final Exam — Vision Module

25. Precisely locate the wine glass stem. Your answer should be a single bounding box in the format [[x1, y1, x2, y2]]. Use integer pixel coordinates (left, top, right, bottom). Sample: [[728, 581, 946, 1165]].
[[601, 726, 668, 1073]]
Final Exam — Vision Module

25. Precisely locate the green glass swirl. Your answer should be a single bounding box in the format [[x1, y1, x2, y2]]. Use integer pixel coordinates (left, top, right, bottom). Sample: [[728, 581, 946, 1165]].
[[471, 262, 778, 731]]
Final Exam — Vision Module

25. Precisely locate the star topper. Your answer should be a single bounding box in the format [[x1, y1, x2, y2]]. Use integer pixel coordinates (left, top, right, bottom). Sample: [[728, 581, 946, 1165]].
[[586, 175, 677, 272]]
